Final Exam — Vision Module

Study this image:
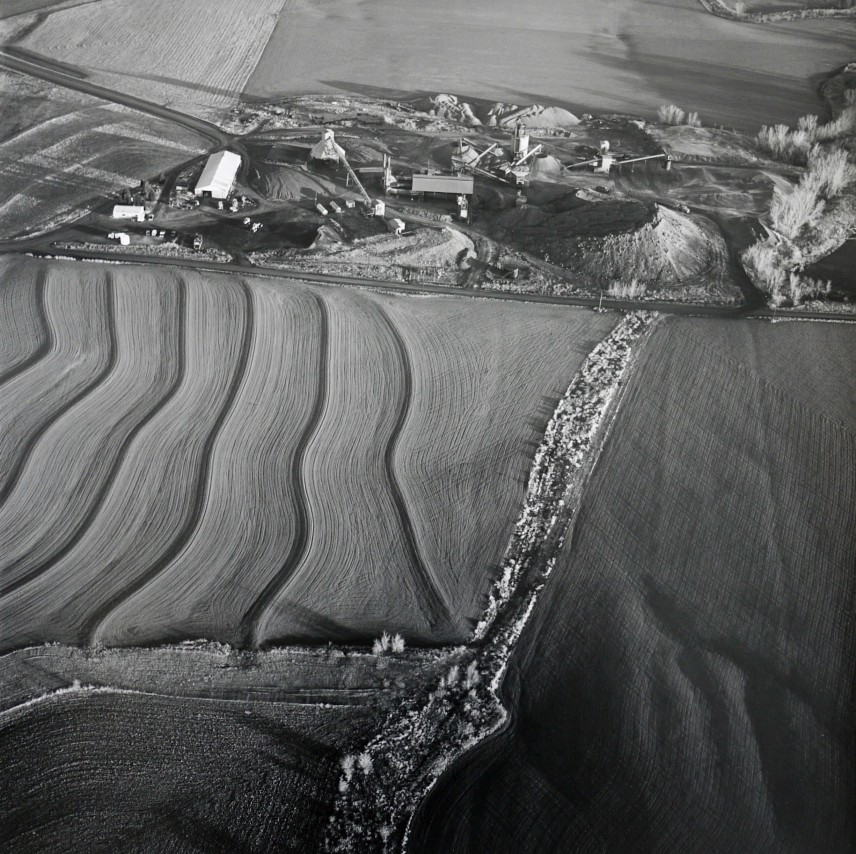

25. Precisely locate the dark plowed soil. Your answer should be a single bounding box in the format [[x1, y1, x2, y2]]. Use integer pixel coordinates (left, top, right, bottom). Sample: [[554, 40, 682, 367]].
[[0, 691, 377, 854], [408, 318, 856, 854]]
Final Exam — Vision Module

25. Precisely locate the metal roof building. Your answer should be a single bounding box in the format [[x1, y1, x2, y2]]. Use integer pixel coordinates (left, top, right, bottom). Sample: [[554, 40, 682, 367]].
[[411, 173, 474, 195], [195, 151, 241, 199]]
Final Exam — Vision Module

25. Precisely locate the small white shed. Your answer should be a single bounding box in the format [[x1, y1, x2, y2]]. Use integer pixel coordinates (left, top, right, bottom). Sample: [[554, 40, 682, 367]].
[[112, 205, 145, 221]]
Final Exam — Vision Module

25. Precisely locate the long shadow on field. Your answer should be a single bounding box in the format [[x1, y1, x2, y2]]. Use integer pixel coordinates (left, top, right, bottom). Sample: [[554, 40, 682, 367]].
[[0, 271, 116, 507], [80, 281, 255, 646], [0, 278, 185, 600], [0, 266, 51, 389], [239, 293, 329, 650]]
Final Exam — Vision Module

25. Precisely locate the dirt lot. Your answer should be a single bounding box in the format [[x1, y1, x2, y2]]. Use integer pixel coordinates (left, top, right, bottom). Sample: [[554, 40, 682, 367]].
[[409, 316, 856, 853], [0, 255, 616, 652]]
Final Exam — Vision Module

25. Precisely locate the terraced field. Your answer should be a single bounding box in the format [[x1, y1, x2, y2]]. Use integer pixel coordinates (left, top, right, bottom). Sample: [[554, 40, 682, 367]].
[[0, 256, 616, 652], [409, 317, 856, 853]]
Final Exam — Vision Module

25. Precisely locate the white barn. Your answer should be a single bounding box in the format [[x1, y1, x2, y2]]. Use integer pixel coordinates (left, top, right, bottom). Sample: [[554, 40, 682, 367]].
[[195, 151, 241, 199]]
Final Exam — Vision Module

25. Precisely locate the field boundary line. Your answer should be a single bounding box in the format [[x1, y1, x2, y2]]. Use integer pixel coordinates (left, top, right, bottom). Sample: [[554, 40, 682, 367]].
[[13, 249, 856, 322], [0, 681, 376, 724]]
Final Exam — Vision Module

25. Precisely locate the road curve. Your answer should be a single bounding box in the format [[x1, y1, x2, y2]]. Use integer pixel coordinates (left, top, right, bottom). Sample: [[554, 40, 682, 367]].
[[375, 302, 453, 630], [81, 280, 254, 646], [0, 266, 52, 388], [0, 272, 117, 507], [0, 278, 187, 600], [0, 48, 229, 147], [239, 292, 330, 650]]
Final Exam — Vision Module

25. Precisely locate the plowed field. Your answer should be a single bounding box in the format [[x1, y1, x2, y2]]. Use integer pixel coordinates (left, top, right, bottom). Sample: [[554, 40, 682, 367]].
[[0, 256, 615, 652], [409, 317, 856, 853], [0, 689, 375, 853]]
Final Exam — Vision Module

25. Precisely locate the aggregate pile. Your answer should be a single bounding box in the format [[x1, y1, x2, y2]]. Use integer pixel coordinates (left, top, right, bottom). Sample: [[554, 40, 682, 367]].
[[493, 194, 716, 289], [417, 94, 579, 129], [485, 102, 580, 128]]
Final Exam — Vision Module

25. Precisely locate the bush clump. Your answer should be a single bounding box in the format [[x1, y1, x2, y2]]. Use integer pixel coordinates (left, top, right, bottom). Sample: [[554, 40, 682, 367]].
[[657, 104, 702, 127]]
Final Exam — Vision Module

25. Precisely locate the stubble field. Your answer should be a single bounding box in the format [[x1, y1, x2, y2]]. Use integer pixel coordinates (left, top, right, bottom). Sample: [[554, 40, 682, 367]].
[[0, 255, 616, 653], [0, 71, 205, 238], [14, 0, 284, 117], [409, 317, 856, 853]]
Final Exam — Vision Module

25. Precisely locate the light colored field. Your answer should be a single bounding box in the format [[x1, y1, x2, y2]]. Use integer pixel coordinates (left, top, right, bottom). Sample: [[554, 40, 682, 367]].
[[18, 0, 284, 117], [0, 71, 205, 238], [0, 270, 178, 600], [0, 257, 45, 375], [0, 256, 615, 651], [1, 264, 249, 649], [96, 283, 322, 647], [411, 317, 856, 852], [0, 263, 111, 501], [245, 0, 855, 130]]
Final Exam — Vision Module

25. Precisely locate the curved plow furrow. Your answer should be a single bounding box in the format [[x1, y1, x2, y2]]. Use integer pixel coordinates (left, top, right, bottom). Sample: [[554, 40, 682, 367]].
[[238, 292, 329, 650], [374, 302, 451, 630], [0, 261, 50, 384], [0, 267, 114, 505], [259, 288, 435, 646], [81, 280, 255, 646], [382, 296, 618, 637], [0, 275, 184, 599], [95, 283, 324, 649], [0, 272, 248, 652]]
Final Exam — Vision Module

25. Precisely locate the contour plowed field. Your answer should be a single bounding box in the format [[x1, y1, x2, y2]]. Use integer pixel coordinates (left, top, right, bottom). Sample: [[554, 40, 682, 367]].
[[0, 257, 615, 651], [409, 318, 856, 853], [0, 690, 375, 853]]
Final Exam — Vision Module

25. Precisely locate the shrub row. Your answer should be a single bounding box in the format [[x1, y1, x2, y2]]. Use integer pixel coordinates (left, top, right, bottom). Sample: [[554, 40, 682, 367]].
[[756, 108, 856, 163]]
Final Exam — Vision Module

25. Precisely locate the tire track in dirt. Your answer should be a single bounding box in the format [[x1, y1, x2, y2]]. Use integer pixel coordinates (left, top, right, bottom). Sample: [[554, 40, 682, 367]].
[[82, 281, 255, 646], [375, 303, 452, 629], [0, 272, 116, 507], [0, 267, 51, 388], [0, 279, 187, 600], [241, 293, 329, 650]]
